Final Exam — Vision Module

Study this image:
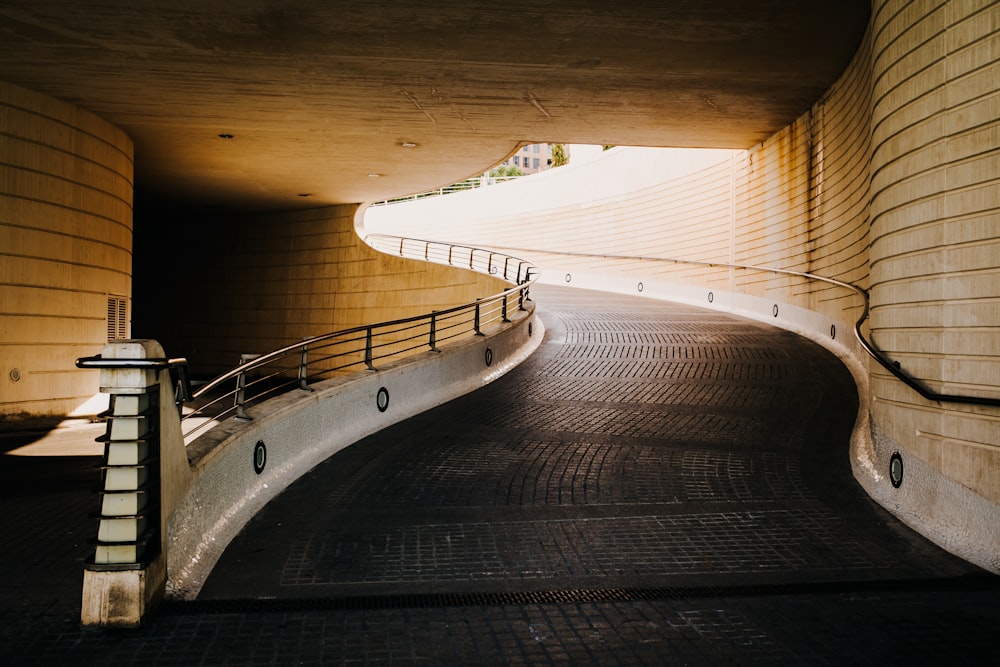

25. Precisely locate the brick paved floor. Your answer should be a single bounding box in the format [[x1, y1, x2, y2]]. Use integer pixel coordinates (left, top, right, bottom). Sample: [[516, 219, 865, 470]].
[[1, 285, 997, 665]]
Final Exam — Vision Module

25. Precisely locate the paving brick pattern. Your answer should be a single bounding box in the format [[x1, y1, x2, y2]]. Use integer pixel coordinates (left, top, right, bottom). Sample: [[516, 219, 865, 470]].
[[1, 285, 997, 665]]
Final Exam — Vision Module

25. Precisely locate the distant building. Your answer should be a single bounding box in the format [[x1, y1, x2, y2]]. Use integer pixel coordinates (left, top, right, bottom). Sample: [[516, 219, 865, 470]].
[[500, 143, 563, 174]]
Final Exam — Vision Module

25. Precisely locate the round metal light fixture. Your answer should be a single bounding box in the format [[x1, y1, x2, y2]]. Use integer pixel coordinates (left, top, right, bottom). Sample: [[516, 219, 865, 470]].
[[253, 440, 267, 475], [889, 452, 904, 488], [376, 387, 390, 412]]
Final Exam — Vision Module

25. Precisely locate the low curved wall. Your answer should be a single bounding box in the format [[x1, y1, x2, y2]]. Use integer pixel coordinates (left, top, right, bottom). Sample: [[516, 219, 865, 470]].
[[165, 304, 541, 599]]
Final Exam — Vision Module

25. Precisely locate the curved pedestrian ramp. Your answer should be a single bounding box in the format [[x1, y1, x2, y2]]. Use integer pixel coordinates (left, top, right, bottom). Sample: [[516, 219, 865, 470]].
[[179, 285, 996, 664], [4, 285, 994, 664]]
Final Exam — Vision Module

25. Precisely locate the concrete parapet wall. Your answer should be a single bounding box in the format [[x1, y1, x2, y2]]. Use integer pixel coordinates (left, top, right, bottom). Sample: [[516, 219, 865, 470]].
[[858, 0, 1000, 572], [0, 81, 134, 419], [165, 306, 541, 599]]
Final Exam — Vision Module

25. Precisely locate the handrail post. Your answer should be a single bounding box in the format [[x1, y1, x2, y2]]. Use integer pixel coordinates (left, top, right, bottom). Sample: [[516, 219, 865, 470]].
[[398, 237, 405, 256], [502, 294, 510, 322], [298, 341, 312, 391], [365, 326, 376, 370], [448, 246, 454, 265], [429, 311, 440, 352], [504, 256, 510, 280], [520, 267, 532, 310], [488, 252, 493, 275], [235, 366, 251, 421], [169, 359, 193, 412], [474, 300, 484, 336]]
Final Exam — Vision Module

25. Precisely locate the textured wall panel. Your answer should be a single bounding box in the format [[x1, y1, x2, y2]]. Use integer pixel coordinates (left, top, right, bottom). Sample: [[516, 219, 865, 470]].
[[868, 0, 1000, 506], [0, 82, 133, 419]]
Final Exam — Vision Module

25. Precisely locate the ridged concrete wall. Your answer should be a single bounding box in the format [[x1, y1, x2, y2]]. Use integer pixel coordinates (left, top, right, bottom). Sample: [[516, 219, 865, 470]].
[[365, 0, 999, 570], [134, 204, 508, 377], [862, 0, 999, 564], [0, 81, 134, 419]]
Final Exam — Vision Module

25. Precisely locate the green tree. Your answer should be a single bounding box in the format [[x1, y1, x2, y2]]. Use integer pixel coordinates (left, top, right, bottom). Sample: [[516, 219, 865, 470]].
[[550, 143, 568, 167], [490, 164, 523, 178]]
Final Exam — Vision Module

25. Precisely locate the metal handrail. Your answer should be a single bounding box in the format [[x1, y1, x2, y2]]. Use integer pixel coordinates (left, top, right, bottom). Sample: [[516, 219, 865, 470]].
[[371, 175, 522, 206], [175, 237, 537, 439], [495, 247, 1000, 408], [75, 356, 194, 411]]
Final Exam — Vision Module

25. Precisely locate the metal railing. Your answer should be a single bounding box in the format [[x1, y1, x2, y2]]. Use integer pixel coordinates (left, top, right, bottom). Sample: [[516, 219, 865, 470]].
[[371, 176, 521, 206], [502, 247, 1000, 408], [175, 237, 537, 440]]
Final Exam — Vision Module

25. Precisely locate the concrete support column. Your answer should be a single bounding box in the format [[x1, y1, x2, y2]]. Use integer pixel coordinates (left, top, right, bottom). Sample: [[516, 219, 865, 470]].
[[0, 81, 133, 421], [81, 340, 169, 627]]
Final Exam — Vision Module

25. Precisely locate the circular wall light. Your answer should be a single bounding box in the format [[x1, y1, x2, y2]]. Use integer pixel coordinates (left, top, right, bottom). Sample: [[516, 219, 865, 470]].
[[831, 324, 837, 340], [889, 452, 904, 488], [253, 440, 267, 475], [637, 282, 644, 293], [708, 291, 714, 303], [772, 304, 780, 318], [565, 273, 572, 283], [376, 387, 390, 412], [8, 368, 21, 383], [485, 348, 494, 367]]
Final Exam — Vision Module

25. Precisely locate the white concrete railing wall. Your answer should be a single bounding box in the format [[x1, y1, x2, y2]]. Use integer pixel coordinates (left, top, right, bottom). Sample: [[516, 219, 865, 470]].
[[165, 304, 540, 599]]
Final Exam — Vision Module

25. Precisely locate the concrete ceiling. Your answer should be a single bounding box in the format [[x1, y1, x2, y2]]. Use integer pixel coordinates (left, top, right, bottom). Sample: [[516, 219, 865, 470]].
[[0, 1, 869, 211]]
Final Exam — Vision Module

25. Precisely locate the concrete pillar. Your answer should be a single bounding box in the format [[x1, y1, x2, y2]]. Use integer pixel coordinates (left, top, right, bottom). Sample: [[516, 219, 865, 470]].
[[81, 340, 169, 628], [0, 81, 133, 421]]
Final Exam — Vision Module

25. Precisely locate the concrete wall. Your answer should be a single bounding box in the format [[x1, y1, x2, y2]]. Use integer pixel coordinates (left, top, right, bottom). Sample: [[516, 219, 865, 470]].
[[0, 81, 134, 420], [365, 0, 1000, 571], [133, 204, 508, 377], [166, 303, 541, 599], [863, 0, 1000, 566]]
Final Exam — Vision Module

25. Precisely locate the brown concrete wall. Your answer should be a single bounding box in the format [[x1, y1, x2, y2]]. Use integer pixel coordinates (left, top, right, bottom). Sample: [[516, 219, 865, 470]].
[[0, 81, 134, 420], [865, 0, 1000, 523], [134, 203, 506, 377]]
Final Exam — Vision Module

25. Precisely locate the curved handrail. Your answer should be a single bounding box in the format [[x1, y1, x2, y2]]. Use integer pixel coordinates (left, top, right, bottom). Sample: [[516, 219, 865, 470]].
[[176, 237, 538, 439], [495, 246, 1000, 408]]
